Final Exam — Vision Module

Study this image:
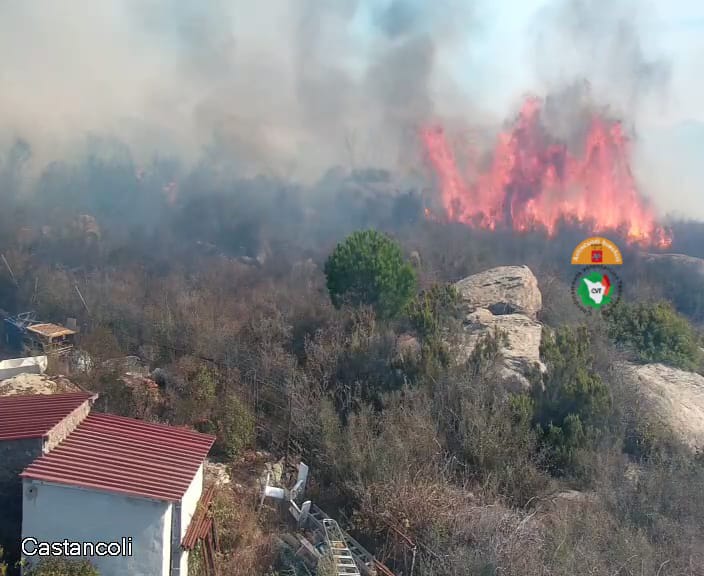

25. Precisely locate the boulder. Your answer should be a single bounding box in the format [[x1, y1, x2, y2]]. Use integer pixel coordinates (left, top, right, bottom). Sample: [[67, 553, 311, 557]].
[[454, 309, 543, 390], [642, 252, 704, 277], [621, 362, 704, 450], [454, 265, 542, 320], [261, 459, 285, 487], [205, 461, 231, 486], [452, 266, 544, 389], [102, 355, 148, 376]]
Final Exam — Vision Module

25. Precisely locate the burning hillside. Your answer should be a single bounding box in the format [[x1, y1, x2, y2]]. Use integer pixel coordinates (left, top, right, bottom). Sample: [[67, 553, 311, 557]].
[[421, 97, 672, 247]]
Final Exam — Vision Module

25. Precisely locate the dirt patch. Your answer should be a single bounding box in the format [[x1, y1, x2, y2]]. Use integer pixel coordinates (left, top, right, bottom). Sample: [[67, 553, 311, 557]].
[[0, 373, 80, 396]]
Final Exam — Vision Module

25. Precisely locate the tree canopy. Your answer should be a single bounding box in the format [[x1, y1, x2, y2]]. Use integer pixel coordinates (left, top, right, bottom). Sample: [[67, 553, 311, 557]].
[[324, 229, 417, 319]]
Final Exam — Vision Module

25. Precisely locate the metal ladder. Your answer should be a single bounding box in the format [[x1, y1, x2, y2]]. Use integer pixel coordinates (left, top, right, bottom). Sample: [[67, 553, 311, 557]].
[[308, 505, 375, 574], [322, 518, 362, 576]]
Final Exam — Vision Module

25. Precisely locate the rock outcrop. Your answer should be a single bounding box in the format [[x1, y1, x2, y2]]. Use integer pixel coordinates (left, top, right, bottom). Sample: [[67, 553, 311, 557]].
[[621, 362, 704, 450], [205, 461, 231, 487], [643, 252, 704, 277], [448, 263, 704, 449], [453, 266, 544, 389], [455, 265, 542, 319]]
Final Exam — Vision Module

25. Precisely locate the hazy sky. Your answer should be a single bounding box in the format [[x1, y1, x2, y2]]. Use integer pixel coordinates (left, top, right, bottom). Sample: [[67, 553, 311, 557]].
[[457, 0, 704, 121], [0, 0, 702, 216], [460, 0, 704, 219]]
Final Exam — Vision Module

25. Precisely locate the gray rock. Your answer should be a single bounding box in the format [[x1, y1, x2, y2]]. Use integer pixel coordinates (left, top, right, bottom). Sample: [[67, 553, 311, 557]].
[[205, 461, 231, 486], [454, 265, 542, 320], [451, 266, 544, 390], [454, 308, 544, 390], [263, 459, 285, 485], [643, 252, 704, 276], [621, 362, 704, 450]]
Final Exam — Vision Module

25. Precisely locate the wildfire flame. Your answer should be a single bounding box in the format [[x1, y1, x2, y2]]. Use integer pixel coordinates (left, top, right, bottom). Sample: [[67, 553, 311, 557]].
[[421, 97, 672, 248]]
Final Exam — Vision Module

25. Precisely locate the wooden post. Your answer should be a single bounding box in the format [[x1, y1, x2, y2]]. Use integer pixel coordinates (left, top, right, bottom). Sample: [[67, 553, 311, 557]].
[[283, 371, 293, 471], [205, 535, 217, 576], [75, 284, 90, 314], [1, 254, 17, 286], [211, 507, 220, 552]]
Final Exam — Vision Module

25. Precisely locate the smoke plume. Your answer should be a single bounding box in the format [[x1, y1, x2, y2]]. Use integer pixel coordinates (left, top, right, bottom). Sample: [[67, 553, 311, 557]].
[[0, 0, 475, 180], [0, 0, 700, 221], [532, 0, 671, 122]]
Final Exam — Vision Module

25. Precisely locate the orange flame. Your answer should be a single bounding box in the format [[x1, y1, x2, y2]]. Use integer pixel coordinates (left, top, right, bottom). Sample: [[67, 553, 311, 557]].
[[421, 97, 672, 248]]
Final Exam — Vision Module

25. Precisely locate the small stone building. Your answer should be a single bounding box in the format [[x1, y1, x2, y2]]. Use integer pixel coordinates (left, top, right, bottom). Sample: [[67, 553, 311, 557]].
[[0, 392, 215, 576], [0, 392, 96, 567]]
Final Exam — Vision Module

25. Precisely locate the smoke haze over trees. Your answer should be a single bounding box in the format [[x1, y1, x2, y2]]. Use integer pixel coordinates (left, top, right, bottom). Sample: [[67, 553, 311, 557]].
[[0, 0, 702, 219]]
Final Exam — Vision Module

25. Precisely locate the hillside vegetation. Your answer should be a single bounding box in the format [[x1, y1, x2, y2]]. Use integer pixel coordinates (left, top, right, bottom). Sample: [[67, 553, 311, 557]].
[[1, 155, 704, 575], [606, 301, 703, 371]]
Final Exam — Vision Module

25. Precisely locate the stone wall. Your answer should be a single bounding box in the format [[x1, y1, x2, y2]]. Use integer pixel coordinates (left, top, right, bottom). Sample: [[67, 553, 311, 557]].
[[45, 398, 93, 452], [0, 438, 43, 569]]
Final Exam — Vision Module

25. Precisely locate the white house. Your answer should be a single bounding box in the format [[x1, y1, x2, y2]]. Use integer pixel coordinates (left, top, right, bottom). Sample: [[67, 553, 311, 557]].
[[19, 407, 215, 576], [0, 392, 97, 568]]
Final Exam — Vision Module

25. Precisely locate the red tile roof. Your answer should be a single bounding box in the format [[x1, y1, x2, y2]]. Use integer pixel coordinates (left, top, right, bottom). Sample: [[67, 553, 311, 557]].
[[0, 392, 95, 441], [21, 412, 215, 502], [181, 484, 216, 550], [26, 323, 76, 338]]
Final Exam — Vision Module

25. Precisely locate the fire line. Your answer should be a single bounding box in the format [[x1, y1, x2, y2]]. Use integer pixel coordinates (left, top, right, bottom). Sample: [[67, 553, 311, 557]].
[[421, 97, 672, 248]]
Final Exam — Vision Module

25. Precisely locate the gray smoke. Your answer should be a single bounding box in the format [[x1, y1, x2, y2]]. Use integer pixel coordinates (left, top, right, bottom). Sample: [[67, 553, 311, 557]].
[[0, 0, 700, 220], [533, 0, 671, 120], [528, 0, 704, 218], [532, 0, 704, 220], [0, 0, 473, 181]]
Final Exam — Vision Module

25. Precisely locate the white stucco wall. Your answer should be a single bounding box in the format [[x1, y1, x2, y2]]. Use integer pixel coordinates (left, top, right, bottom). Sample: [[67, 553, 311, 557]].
[[22, 479, 173, 576], [163, 502, 173, 576], [178, 463, 204, 575], [0, 355, 47, 379]]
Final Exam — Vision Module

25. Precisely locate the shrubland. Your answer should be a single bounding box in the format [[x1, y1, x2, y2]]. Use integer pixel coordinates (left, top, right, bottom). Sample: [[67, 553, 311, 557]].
[[1, 151, 704, 574], [22, 558, 99, 576], [606, 301, 703, 371]]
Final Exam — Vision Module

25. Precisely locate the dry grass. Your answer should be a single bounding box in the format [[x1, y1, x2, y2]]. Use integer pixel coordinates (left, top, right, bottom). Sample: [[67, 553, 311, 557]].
[[208, 485, 276, 576], [355, 478, 547, 576]]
